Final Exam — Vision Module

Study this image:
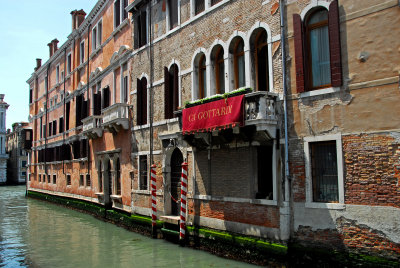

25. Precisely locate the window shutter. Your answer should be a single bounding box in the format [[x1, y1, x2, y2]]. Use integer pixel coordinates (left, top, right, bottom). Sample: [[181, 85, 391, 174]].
[[140, 11, 147, 46], [142, 79, 147, 125], [329, 0, 342, 87], [173, 65, 179, 115], [137, 78, 142, 125], [134, 15, 139, 49], [293, 14, 305, 93], [164, 67, 171, 119]]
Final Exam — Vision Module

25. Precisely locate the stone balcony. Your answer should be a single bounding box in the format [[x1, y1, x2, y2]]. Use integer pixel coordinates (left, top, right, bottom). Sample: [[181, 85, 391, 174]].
[[244, 91, 278, 138], [82, 115, 103, 139], [101, 103, 130, 133]]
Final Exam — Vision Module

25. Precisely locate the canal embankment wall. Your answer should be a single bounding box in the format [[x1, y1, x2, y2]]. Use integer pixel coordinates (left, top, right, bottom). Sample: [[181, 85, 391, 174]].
[[27, 189, 400, 267]]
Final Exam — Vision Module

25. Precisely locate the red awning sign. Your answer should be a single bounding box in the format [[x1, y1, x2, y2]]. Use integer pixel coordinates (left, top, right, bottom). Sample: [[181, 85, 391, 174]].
[[182, 95, 244, 134]]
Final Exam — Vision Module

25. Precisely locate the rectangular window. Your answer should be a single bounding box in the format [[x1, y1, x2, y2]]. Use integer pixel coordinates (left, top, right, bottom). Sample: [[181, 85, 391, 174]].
[[22, 161, 27, 167], [29, 87, 33, 104], [56, 64, 60, 83], [169, 0, 178, 30], [39, 174, 41, 182], [97, 21, 102, 46], [61, 71, 64, 82], [48, 122, 52, 137], [304, 134, 344, 208], [53, 174, 57, 184], [310, 141, 338, 202], [47, 174, 51, 183], [86, 174, 91, 187], [80, 174, 84, 186], [59, 117, 64, 133], [123, 75, 128, 103], [66, 174, 71, 186], [67, 53, 72, 74], [114, 0, 121, 28], [92, 26, 97, 50], [66, 102, 70, 130], [40, 117, 43, 139], [134, 9, 147, 49], [139, 155, 148, 190], [80, 40, 85, 64], [53, 120, 57, 136], [195, 0, 205, 15]]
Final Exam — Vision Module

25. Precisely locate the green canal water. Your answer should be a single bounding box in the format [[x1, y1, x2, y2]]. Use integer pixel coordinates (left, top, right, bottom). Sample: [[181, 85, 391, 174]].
[[0, 186, 257, 268]]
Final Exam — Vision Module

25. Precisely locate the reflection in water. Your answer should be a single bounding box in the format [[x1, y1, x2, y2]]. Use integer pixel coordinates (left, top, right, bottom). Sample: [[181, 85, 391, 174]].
[[0, 186, 256, 268]]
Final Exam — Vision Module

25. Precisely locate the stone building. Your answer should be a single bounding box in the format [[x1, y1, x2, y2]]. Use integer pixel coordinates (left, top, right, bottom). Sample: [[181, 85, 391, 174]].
[[284, 0, 400, 260], [0, 94, 9, 185], [6, 122, 32, 184], [26, 0, 400, 263]]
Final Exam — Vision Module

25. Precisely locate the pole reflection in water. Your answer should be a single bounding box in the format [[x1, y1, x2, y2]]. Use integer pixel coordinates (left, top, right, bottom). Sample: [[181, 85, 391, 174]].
[[0, 186, 257, 268]]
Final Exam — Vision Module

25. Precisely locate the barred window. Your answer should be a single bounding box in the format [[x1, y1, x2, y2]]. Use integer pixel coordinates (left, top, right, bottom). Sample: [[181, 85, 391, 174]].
[[310, 141, 338, 202], [139, 155, 148, 190]]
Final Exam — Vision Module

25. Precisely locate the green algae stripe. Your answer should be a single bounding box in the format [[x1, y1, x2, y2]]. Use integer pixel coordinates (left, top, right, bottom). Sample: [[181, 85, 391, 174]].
[[161, 228, 180, 236], [187, 226, 287, 255]]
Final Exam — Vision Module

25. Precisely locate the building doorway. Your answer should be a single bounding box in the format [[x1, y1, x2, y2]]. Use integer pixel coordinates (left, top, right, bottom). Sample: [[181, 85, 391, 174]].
[[170, 148, 183, 216], [104, 158, 112, 209]]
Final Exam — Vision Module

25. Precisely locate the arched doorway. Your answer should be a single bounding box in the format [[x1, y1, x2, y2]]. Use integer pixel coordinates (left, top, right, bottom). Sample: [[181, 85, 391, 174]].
[[170, 148, 183, 216]]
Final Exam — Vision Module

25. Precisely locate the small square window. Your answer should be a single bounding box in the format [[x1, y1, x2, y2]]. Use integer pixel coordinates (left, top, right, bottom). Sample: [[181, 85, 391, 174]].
[[66, 174, 71, 186]]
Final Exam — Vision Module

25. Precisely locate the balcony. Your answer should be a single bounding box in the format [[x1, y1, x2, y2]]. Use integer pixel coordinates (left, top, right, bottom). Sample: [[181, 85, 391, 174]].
[[101, 103, 130, 133], [82, 115, 103, 139], [180, 90, 279, 148], [244, 91, 278, 138]]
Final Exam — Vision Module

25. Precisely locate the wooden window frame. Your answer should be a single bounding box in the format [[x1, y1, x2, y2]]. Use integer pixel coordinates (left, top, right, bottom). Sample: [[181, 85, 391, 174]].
[[215, 47, 224, 94], [305, 9, 331, 90], [198, 54, 206, 99], [233, 39, 245, 89], [254, 30, 269, 91]]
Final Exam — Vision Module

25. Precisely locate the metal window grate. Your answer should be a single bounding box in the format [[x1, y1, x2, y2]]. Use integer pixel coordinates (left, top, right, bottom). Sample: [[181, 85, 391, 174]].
[[310, 141, 338, 202]]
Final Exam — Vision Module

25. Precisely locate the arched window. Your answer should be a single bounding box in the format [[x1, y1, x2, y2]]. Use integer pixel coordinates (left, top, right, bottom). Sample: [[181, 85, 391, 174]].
[[254, 29, 269, 91], [306, 9, 331, 89], [198, 54, 207, 99], [214, 46, 225, 94], [293, 0, 342, 92], [136, 77, 147, 125], [164, 64, 179, 119], [233, 38, 245, 89], [116, 158, 121, 195]]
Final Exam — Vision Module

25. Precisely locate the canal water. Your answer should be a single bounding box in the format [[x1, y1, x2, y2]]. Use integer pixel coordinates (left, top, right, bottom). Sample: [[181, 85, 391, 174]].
[[0, 186, 257, 268]]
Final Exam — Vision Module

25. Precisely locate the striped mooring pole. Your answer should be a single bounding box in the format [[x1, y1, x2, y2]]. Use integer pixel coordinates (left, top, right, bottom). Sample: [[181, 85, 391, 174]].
[[179, 162, 188, 245], [151, 164, 157, 238]]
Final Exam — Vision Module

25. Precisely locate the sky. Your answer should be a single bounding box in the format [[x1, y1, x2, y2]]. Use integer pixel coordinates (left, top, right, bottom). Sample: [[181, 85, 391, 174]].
[[0, 0, 98, 130]]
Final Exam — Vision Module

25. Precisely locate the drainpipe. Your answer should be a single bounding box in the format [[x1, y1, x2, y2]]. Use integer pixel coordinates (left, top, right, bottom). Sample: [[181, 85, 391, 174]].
[[87, 23, 91, 174], [279, 0, 292, 241], [149, 1, 154, 166], [63, 48, 67, 175], [45, 64, 50, 176]]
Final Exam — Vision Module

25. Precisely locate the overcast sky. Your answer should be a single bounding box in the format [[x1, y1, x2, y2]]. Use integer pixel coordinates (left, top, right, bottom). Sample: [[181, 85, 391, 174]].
[[0, 0, 98, 130]]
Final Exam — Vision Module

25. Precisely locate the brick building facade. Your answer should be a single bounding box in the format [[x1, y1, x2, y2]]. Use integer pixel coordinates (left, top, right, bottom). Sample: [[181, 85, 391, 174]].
[[26, 0, 400, 262]]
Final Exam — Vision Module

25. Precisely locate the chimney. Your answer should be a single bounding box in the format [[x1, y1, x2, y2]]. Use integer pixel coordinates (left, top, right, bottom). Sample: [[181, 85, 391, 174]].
[[35, 58, 42, 71], [71, 10, 77, 30], [48, 42, 53, 57], [71, 9, 86, 30], [52, 39, 59, 53], [76, 9, 87, 28]]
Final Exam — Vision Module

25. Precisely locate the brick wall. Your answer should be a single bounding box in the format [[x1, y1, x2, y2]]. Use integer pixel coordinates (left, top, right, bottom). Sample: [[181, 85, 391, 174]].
[[188, 199, 280, 228], [343, 133, 400, 208]]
